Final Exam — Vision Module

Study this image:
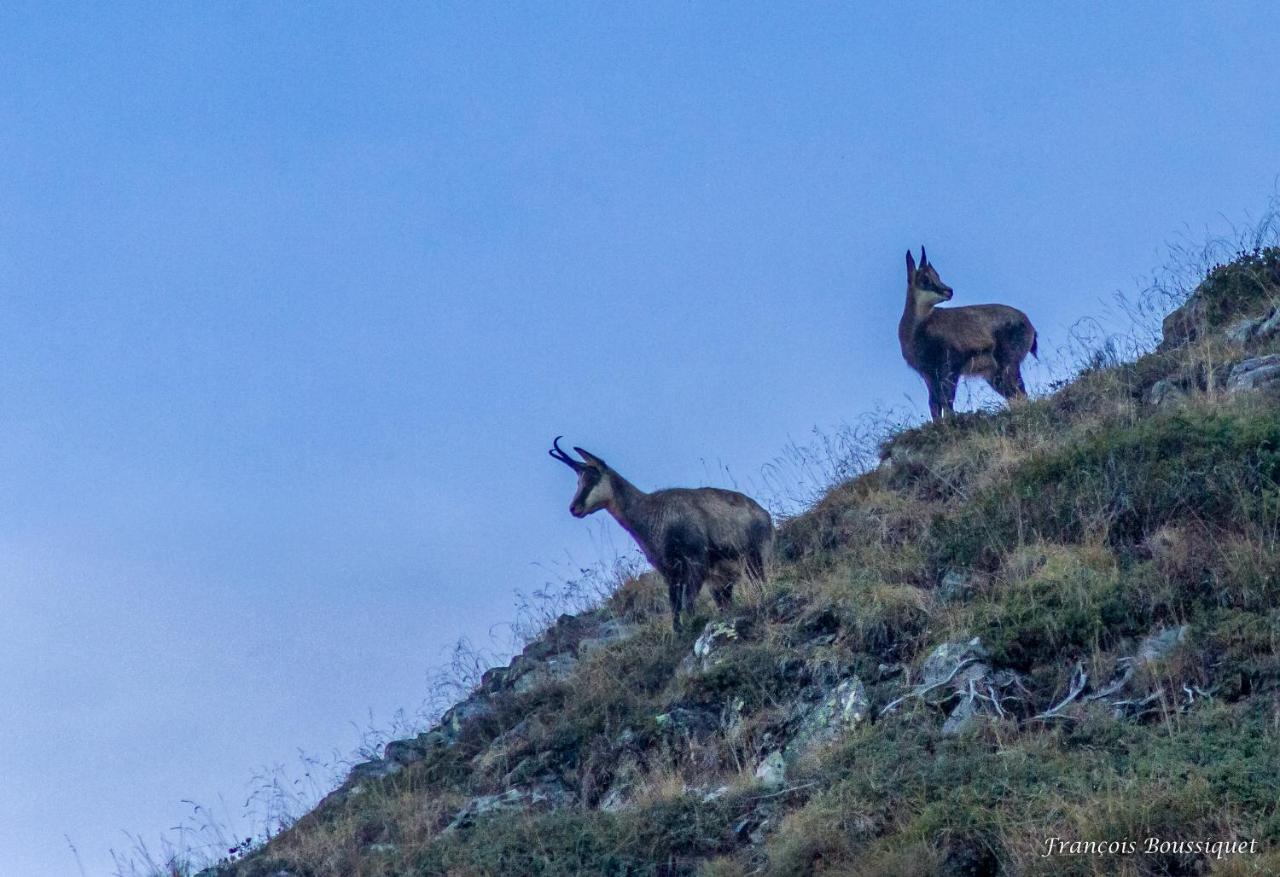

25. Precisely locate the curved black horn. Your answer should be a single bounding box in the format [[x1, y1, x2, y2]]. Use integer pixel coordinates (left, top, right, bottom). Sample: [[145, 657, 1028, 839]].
[[549, 435, 583, 470]]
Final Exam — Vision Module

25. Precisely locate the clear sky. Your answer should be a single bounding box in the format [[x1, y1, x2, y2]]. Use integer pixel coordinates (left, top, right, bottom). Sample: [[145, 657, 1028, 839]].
[[1, 4, 1277, 875]]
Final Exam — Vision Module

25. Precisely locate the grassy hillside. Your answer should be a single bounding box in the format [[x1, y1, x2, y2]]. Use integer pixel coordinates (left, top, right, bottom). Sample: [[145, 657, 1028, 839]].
[[206, 243, 1280, 877]]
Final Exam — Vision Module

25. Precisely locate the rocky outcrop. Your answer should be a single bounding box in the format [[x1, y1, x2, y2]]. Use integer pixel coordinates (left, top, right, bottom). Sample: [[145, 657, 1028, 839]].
[[1227, 354, 1280, 394]]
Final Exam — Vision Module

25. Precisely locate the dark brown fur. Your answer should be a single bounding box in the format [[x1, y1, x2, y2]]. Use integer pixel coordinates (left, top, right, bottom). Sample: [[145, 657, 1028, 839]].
[[899, 247, 1038, 420], [550, 439, 773, 631]]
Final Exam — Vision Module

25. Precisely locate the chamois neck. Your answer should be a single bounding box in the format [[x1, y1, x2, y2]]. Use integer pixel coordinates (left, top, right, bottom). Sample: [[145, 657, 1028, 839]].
[[903, 286, 938, 325], [900, 287, 930, 356], [603, 471, 647, 528]]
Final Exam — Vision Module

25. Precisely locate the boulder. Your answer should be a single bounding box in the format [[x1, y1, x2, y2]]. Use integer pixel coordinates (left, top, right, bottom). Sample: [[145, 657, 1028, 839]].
[[681, 618, 749, 675], [347, 758, 403, 785], [754, 750, 787, 788], [921, 638, 990, 694], [915, 638, 1021, 736], [941, 695, 983, 736], [384, 730, 448, 766], [511, 651, 578, 694], [1143, 378, 1189, 407], [1227, 354, 1280, 393], [938, 569, 974, 603], [654, 706, 719, 741], [598, 751, 642, 812], [576, 619, 638, 657], [445, 775, 573, 832], [1256, 307, 1280, 340], [784, 676, 870, 762], [1225, 316, 1262, 345]]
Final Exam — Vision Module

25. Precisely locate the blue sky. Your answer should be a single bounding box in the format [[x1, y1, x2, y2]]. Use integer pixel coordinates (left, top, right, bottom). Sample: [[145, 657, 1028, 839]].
[[0, 4, 1277, 875]]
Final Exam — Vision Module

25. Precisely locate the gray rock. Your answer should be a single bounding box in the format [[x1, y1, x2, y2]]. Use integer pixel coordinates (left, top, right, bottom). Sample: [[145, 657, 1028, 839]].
[[785, 677, 870, 761], [1137, 625, 1188, 665], [445, 775, 572, 832], [577, 619, 638, 657], [916, 638, 1020, 736], [941, 696, 983, 736], [1143, 378, 1189, 407], [655, 706, 719, 740], [921, 638, 990, 692], [1225, 317, 1261, 345], [598, 786, 630, 813], [754, 750, 786, 788], [1256, 307, 1280, 340], [438, 696, 495, 743], [938, 569, 974, 603], [701, 784, 732, 803], [686, 619, 742, 674], [347, 758, 403, 784], [598, 751, 642, 812], [1227, 354, 1280, 393], [384, 731, 447, 766], [511, 651, 578, 694]]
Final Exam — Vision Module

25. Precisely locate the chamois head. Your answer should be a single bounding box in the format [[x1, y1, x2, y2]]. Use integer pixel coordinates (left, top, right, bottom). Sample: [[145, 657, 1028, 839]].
[[906, 246, 953, 306], [549, 436, 614, 518]]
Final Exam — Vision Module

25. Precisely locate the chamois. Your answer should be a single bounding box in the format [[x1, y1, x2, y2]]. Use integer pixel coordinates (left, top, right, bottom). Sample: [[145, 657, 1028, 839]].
[[899, 247, 1038, 420], [549, 437, 773, 632]]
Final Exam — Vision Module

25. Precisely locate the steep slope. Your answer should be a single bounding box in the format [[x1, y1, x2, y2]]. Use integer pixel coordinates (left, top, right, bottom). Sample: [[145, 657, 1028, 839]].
[[216, 245, 1280, 877]]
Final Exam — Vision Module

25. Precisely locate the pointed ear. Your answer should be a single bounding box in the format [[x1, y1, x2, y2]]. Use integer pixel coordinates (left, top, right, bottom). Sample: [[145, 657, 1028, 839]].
[[573, 447, 608, 469], [905, 249, 917, 283], [920, 245, 928, 266]]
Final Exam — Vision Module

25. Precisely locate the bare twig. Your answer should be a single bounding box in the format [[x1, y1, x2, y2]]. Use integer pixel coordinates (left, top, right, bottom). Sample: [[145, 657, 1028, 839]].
[[1086, 659, 1134, 702], [1032, 662, 1088, 721], [880, 658, 981, 715]]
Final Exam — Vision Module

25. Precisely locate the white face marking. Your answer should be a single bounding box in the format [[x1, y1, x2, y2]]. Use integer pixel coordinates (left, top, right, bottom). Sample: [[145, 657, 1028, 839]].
[[912, 285, 950, 317], [582, 475, 614, 512]]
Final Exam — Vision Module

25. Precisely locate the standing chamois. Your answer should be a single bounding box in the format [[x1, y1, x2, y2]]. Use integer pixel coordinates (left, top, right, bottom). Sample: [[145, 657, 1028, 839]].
[[899, 247, 1038, 420], [549, 437, 773, 632]]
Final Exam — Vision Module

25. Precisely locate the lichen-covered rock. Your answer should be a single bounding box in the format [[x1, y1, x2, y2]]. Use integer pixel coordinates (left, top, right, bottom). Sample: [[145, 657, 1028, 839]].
[[754, 750, 786, 788], [598, 750, 642, 812], [680, 617, 749, 675], [785, 677, 870, 761], [445, 775, 573, 832]]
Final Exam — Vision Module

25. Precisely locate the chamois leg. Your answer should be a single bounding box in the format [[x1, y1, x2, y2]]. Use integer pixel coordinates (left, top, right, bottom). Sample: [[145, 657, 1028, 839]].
[[666, 558, 707, 632], [666, 574, 685, 632], [989, 363, 1027, 400], [928, 371, 960, 420], [927, 381, 945, 420], [707, 566, 734, 611], [745, 546, 767, 587]]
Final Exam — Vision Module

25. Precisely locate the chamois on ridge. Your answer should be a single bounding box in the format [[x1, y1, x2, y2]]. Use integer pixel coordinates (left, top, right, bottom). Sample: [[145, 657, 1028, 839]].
[[549, 437, 773, 632], [899, 246, 1038, 420]]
